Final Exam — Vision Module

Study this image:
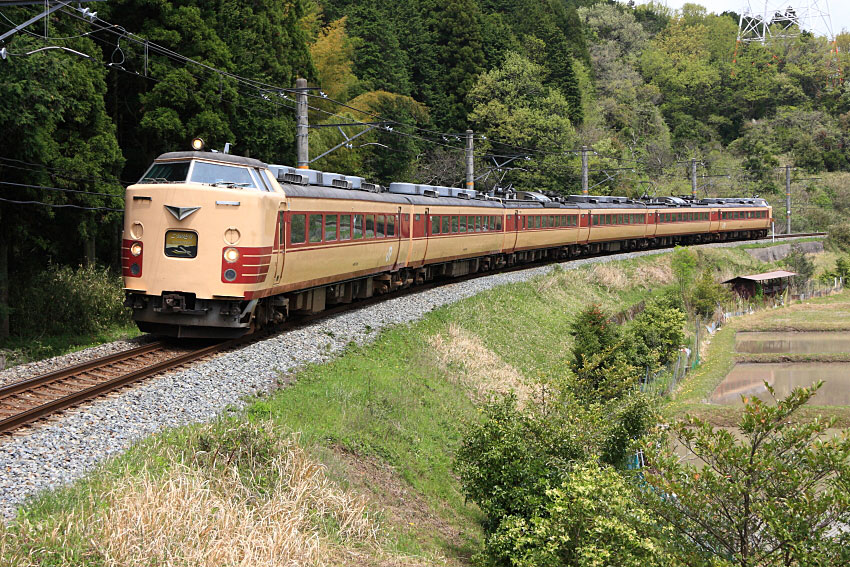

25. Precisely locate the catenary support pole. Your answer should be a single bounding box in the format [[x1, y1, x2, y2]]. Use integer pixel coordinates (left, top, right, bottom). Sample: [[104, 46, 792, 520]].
[[296, 78, 309, 169], [786, 165, 792, 235], [581, 146, 589, 195], [465, 130, 474, 191], [691, 158, 697, 198]]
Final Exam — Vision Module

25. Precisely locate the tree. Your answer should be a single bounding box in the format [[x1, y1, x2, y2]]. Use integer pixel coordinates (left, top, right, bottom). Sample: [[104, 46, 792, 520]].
[[468, 51, 577, 193], [671, 246, 698, 295], [485, 461, 667, 567], [309, 17, 359, 101], [783, 244, 815, 292], [641, 382, 850, 566], [689, 268, 730, 318], [629, 298, 686, 369]]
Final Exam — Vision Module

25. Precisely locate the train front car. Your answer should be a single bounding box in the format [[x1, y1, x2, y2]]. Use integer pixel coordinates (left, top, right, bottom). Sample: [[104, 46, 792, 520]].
[[122, 150, 285, 338]]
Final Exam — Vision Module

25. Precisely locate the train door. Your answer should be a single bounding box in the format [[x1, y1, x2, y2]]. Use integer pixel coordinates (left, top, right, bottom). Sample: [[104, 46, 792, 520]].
[[273, 204, 286, 284], [421, 207, 431, 261], [391, 206, 403, 270]]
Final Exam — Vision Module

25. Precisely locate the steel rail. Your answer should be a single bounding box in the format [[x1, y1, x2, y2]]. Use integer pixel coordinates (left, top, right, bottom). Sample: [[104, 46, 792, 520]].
[[0, 341, 166, 400], [0, 340, 232, 434]]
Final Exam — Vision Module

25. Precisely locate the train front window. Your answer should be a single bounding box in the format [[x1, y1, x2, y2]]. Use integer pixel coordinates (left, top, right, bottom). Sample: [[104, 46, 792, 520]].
[[190, 161, 258, 189], [140, 162, 189, 183]]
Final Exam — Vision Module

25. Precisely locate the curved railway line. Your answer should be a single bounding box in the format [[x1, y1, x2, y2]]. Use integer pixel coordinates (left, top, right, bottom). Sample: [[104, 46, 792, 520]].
[[0, 232, 826, 435]]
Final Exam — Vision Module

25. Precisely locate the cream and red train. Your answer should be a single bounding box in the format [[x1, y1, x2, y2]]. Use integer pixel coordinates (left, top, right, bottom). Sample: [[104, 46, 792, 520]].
[[122, 150, 771, 337]]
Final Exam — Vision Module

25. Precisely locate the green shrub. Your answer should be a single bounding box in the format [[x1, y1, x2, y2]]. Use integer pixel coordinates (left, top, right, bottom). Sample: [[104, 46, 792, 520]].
[[827, 222, 850, 252], [485, 462, 666, 567], [568, 304, 641, 400], [688, 269, 730, 318], [10, 264, 130, 337], [628, 298, 686, 370]]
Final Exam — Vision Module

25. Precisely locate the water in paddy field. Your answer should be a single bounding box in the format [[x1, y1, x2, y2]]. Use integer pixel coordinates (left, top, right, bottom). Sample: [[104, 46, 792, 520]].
[[710, 362, 850, 406], [735, 331, 850, 354]]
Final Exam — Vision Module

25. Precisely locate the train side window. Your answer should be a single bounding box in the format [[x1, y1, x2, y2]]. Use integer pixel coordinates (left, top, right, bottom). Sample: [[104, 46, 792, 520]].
[[308, 214, 323, 243], [376, 215, 385, 238], [496, 217, 503, 230], [431, 216, 440, 235], [325, 214, 338, 241], [459, 215, 467, 232], [290, 214, 306, 244], [440, 215, 449, 234], [278, 212, 285, 246], [452, 215, 459, 233], [490, 216, 496, 230], [415, 214, 421, 221], [340, 214, 352, 240], [387, 215, 395, 237], [353, 214, 364, 239], [365, 214, 375, 238]]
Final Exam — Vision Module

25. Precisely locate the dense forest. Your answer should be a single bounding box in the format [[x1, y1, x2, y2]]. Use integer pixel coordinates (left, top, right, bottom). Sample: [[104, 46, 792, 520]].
[[2, 0, 850, 340]]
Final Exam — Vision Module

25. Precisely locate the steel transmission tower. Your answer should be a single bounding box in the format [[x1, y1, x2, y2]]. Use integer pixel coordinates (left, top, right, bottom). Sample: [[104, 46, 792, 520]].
[[736, 1, 835, 44]]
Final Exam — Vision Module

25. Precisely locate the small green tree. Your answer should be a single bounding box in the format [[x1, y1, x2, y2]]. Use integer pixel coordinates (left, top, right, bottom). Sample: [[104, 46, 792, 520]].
[[568, 304, 641, 400], [688, 268, 730, 318], [485, 461, 667, 567], [783, 244, 816, 292], [641, 382, 850, 567], [629, 298, 687, 370], [671, 246, 698, 296]]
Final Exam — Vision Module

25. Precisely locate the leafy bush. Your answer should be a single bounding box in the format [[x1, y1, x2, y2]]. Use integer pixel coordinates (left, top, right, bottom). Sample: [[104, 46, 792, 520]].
[[485, 461, 666, 567], [782, 244, 816, 292], [455, 395, 583, 531], [568, 304, 641, 400], [628, 297, 686, 370], [671, 246, 698, 293], [10, 264, 130, 337], [827, 222, 850, 252], [688, 269, 730, 318]]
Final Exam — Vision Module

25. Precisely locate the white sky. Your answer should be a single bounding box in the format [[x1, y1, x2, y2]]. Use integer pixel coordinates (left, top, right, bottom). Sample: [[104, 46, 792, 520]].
[[640, 1, 850, 35]]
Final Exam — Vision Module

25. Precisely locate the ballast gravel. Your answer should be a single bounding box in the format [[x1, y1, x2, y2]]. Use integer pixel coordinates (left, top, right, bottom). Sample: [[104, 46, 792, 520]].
[[0, 237, 816, 519]]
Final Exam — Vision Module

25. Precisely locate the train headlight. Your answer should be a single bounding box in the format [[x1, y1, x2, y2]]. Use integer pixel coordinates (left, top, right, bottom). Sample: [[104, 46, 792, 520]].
[[223, 247, 240, 263], [191, 137, 205, 151], [130, 242, 143, 257]]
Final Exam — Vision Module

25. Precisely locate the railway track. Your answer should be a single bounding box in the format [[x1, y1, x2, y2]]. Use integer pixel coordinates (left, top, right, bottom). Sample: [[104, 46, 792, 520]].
[[0, 232, 823, 435], [0, 340, 231, 434], [771, 232, 827, 239]]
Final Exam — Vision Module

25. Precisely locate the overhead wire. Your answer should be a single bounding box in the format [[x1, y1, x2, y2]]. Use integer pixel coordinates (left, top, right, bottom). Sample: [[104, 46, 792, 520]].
[[0, 180, 123, 199], [0, 196, 122, 212]]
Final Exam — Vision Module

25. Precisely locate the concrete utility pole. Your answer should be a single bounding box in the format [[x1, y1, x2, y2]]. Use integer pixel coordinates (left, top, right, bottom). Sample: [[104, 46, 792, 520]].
[[296, 78, 309, 169], [691, 158, 698, 198], [785, 165, 792, 235], [465, 130, 474, 191], [581, 145, 589, 195]]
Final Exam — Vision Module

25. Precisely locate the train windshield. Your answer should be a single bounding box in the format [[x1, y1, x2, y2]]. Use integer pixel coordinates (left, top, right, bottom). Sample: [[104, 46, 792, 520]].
[[139, 162, 189, 183], [190, 161, 259, 189]]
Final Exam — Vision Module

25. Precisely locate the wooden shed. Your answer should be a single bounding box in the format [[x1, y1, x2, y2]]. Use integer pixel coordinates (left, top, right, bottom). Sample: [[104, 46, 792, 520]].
[[722, 270, 797, 299]]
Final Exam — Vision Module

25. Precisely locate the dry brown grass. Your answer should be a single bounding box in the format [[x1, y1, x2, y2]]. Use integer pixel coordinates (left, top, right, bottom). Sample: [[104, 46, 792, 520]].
[[633, 256, 674, 287], [590, 263, 630, 290], [429, 323, 533, 406], [2, 424, 400, 567]]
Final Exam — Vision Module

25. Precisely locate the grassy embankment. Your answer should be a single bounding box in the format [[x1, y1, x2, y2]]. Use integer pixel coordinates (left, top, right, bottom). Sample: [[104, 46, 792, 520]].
[[0, 245, 797, 566]]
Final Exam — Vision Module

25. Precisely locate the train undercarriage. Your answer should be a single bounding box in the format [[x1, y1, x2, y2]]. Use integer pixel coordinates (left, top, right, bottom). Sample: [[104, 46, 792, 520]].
[[126, 228, 769, 338]]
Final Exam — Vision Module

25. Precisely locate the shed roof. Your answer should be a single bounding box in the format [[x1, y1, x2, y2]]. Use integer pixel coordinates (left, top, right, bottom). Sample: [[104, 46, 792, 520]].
[[722, 270, 797, 284]]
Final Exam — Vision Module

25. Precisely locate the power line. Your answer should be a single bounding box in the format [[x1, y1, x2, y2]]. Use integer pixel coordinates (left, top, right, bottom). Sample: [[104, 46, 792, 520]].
[[0, 156, 130, 186], [0, 180, 123, 199], [0, 196, 122, 212]]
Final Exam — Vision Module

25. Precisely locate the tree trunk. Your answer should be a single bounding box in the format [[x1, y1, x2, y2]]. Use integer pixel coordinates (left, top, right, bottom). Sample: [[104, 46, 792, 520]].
[[84, 235, 96, 266]]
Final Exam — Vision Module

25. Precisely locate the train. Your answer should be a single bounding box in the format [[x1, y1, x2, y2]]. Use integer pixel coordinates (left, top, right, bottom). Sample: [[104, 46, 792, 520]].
[[122, 147, 772, 338]]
